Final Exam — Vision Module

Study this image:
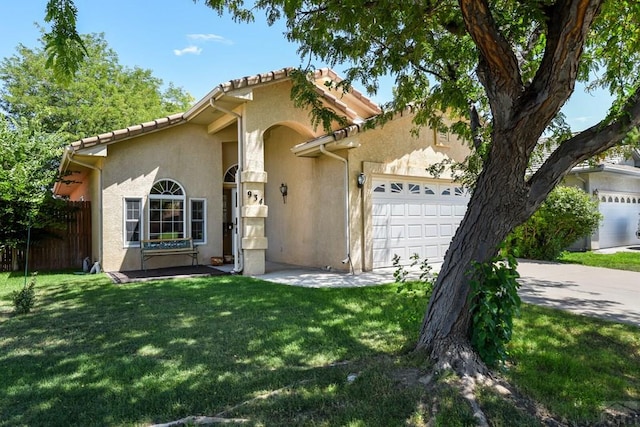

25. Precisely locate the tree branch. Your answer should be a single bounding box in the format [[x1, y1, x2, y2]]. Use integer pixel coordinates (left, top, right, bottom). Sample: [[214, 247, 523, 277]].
[[458, 0, 521, 105], [528, 85, 640, 208], [515, 0, 603, 135]]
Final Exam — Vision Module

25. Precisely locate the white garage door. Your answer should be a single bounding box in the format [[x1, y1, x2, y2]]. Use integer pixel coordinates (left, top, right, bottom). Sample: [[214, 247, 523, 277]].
[[597, 193, 640, 248], [372, 178, 470, 268]]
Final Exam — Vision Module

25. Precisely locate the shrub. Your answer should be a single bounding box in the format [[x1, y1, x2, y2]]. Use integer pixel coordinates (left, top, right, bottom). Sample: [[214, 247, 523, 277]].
[[392, 253, 436, 324], [12, 273, 37, 314], [469, 249, 521, 367], [509, 186, 602, 260]]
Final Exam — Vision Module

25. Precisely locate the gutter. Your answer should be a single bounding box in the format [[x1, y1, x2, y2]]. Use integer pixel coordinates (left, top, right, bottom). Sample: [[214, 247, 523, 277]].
[[319, 144, 353, 273], [61, 147, 104, 267], [209, 98, 244, 274], [291, 124, 363, 157], [571, 163, 640, 178]]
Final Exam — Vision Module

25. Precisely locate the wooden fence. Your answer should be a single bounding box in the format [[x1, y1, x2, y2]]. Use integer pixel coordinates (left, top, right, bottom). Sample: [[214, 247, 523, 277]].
[[1, 201, 92, 272]]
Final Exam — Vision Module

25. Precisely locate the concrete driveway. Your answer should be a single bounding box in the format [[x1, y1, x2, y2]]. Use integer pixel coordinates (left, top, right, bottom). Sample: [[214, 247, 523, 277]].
[[255, 259, 640, 327], [517, 260, 640, 327]]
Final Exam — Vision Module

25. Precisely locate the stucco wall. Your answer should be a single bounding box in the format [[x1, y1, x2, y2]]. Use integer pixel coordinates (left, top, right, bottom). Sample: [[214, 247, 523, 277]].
[[589, 172, 640, 194], [264, 125, 321, 266], [98, 124, 222, 271]]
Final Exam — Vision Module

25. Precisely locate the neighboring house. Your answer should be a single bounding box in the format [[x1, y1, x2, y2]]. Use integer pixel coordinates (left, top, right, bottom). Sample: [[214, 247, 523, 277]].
[[54, 68, 471, 274], [564, 150, 640, 249]]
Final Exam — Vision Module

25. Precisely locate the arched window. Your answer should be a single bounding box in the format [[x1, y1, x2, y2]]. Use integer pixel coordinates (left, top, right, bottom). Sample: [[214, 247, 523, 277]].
[[224, 164, 238, 183], [149, 179, 186, 240]]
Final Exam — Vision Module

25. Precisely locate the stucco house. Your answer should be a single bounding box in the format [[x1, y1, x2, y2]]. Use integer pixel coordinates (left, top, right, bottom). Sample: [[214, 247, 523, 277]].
[[53, 67, 473, 275], [564, 151, 640, 249]]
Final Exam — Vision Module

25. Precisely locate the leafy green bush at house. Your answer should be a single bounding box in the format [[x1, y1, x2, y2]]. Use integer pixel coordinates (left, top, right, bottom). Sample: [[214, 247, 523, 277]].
[[508, 186, 602, 260]]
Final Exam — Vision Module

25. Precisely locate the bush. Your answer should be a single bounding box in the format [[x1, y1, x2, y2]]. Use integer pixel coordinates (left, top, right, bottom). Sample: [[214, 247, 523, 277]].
[[509, 186, 602, 260], [469, 249, 521, 367], [392, 253, 436, 324], [12, 273, 37, 314]]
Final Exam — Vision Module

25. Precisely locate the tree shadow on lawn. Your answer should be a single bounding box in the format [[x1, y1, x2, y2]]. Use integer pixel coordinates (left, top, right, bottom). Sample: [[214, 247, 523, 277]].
[[0, 274, 429, 426]]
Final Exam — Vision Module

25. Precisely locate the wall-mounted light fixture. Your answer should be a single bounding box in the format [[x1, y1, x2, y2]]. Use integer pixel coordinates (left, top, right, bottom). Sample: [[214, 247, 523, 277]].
[[280, 183, 288, 204], [357, 172, 367, 189], [593, 188, 599, 197]]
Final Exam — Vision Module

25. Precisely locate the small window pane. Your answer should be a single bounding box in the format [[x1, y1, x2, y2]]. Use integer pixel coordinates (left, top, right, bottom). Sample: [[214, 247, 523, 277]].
[[390, 182, 403, 193], [124, 198, 142, 246], [408, 183, 421, 194], [374, 184, 386, 193], [191, 199, 206, 243]]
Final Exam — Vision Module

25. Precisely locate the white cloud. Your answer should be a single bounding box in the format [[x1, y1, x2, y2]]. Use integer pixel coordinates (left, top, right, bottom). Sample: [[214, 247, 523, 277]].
[[187, 33, 233, 45], [173, 45, 203, 56]]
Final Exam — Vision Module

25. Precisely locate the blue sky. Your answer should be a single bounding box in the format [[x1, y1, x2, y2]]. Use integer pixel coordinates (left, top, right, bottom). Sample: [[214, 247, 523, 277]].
[[2, 0, 613, 131]]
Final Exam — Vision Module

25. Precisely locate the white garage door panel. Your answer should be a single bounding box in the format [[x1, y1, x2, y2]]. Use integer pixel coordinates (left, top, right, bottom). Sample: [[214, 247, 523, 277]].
[[391, 205, 406, 216], [439, 224, 454, 237], [423, 205, 438, 216], [372, 178, 470, 268], [408, 224, 422, 238], [407, 205, 422, 216], [390, 224, 405, 239], [425, 245, 440, 258], [424, 224, 438, 237], [440, 205, 452, 216], [598, 195, 640, 248]]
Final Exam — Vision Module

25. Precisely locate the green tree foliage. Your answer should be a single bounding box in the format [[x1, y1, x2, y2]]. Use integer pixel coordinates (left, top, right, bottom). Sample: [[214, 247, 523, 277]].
[[0, 117, 68, 249], [42, 0, 86, 82], [0, 32, 193, 142], [509, 186, 602, 261]]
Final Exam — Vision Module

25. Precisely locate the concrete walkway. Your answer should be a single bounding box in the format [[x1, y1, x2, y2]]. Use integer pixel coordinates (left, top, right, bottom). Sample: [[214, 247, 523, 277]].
[[252, 258, 640, 327]]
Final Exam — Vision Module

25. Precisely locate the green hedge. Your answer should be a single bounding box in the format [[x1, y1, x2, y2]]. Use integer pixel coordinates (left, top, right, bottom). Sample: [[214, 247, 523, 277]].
[[509, 186, 602, 260]]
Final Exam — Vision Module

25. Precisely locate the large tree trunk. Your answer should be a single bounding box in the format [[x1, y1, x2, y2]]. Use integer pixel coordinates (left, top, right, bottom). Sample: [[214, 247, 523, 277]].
[[415, 0, 612, 375], [415, 132, 532, 375]]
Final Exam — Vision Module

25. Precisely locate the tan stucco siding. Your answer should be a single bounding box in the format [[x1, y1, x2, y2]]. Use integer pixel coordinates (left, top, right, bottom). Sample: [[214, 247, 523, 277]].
[[264, 125, 318, 265], [222, 141, 239, 179], [99, 124, 222, 271], [350, 114, 469, 178], [311, 154, 349, 269]]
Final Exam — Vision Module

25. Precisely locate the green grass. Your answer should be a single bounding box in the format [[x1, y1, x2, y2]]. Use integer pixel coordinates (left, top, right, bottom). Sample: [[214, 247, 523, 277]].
[[1, 271, 639, 426], [508, 304, 640, 424], [559, 250, 640, 272]]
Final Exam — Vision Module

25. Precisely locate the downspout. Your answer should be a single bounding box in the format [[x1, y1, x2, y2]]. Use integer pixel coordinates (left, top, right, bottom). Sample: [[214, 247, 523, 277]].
[[209, 99, 244, 274], [62, 147, 103, 267], [319, 144, 353, 273]]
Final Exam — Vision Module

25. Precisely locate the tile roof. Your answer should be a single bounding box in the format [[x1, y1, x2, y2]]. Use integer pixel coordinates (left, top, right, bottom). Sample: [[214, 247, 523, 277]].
[[67, 67, 381, 153], [69, 113, 186, 151]]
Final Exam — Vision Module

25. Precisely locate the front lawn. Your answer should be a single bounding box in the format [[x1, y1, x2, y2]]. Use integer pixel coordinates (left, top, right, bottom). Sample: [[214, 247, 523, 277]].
[[559, 250, 640, 272], [1, 271, 638, 426]]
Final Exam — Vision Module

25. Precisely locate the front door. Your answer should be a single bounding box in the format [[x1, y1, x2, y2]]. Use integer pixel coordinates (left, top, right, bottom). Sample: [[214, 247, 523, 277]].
[[222, 187, 238, 260]]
